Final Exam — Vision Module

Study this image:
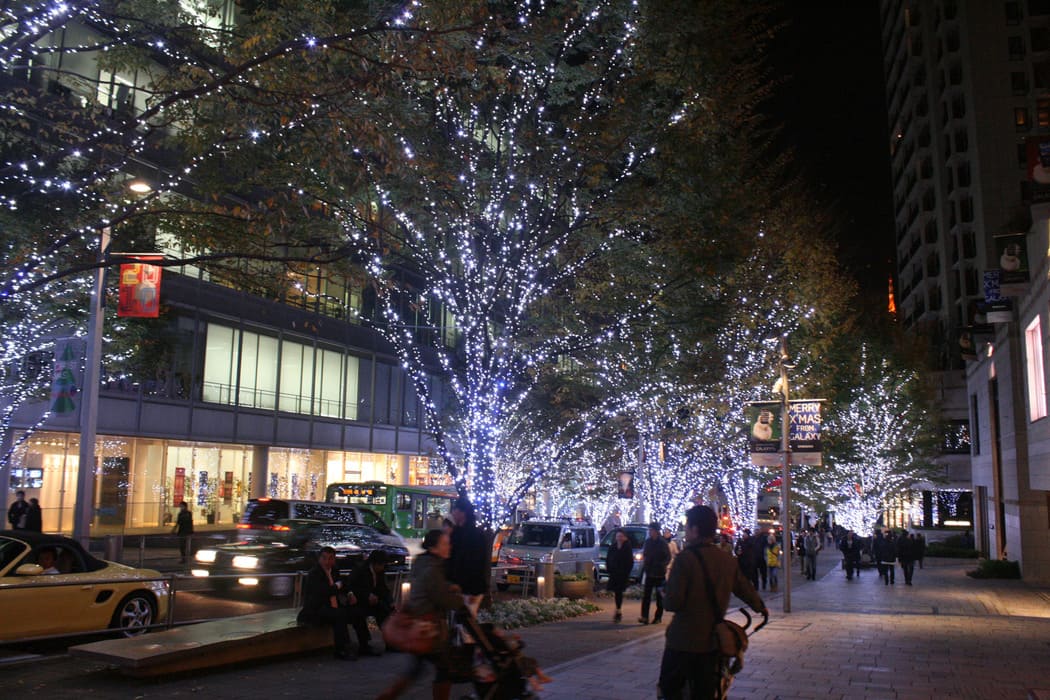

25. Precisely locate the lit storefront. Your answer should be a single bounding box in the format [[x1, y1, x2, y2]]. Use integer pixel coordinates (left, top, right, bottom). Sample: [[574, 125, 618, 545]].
[[7, 430, 431, 534]]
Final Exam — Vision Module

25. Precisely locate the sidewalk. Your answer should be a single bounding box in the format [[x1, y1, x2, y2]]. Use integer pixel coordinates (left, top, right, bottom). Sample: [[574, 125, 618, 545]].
[[4, 556, 1049, 699]]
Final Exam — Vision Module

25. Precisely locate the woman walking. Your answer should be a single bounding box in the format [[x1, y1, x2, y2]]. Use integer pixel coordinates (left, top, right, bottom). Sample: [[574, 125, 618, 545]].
[[605, 528, 634, 622], [377, 529, 467, 700], [766, 533, 782, 593]]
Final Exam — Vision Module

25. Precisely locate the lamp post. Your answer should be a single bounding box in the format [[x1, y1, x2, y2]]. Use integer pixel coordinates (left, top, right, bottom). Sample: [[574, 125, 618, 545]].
[[776, 338, 793, 614], [73, 225, 110, 548], [72, 177, 151, 548]]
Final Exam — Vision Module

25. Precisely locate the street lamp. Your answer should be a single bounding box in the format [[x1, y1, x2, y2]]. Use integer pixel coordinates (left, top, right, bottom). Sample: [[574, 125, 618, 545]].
[[72, 178, 152, 548], [776, 337, 793, 614]]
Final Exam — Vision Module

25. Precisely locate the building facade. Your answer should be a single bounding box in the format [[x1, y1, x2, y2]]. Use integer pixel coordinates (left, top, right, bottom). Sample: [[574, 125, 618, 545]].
[[879, 0, 1050, 581]]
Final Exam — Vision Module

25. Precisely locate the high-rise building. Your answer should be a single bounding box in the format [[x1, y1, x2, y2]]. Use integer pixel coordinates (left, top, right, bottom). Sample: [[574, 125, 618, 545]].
[[879, 0, 1050, 581]]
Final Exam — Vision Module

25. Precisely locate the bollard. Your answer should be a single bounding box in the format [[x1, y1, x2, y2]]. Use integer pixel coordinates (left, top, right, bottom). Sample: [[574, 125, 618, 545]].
[[104, 534, 123, 563], [535, 562, 554, 598]]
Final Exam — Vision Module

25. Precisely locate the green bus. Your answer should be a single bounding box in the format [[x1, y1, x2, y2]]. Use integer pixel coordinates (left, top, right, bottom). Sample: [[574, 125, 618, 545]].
[[325, 481, 460, 542]]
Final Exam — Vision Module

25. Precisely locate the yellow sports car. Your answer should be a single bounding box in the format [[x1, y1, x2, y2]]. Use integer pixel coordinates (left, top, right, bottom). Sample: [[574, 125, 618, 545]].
[[0, 531, 169, 642]]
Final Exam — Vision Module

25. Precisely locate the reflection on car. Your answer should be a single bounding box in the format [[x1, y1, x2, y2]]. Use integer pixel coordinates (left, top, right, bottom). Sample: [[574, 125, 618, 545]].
[[192, 519, 410, 597], [0, 532, 169, 642]]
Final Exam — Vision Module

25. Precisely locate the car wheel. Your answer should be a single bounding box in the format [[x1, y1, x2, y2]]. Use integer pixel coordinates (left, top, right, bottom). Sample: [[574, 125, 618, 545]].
[[111, 593, 157, 637], [496, 583, 509, 592], [268, 575, 294, 598]]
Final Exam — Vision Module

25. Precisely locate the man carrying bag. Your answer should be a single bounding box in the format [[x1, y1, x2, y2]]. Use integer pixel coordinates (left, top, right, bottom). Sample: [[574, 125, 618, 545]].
[[659, 505, 768, 700]]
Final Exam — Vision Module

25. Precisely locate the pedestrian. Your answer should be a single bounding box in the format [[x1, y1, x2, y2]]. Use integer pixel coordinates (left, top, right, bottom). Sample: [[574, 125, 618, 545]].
[[803, 529, 821, 581], [915, 532, 926, 569], [348, 549, 393, 655], [605, 528, 634, 623], [446, 497, 487, 647], [797, 529, 807, 575], [658, 505, 768, 700], [25, 497, 43, 532], [376, 528, 468, 700], [639, 522, 671, 625], [752, 530, 768, 591], [736, 529, 757, 589], [898, 532, 917, 585], [663, 526, 680, 577], [7, 490, 29, 530], [839, 530, 862, 581], [172, 501, 194, 564], [873, 529, 896, 585], [297, 545, 357, 660], [766, 533, 781, 592]]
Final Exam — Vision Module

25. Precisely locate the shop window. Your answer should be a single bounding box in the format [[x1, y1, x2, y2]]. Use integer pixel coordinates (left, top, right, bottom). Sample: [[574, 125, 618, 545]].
[[1015, 107, 1031, 131], [1025, 315, 1048, 420], [1039, 98, 1050, 127]]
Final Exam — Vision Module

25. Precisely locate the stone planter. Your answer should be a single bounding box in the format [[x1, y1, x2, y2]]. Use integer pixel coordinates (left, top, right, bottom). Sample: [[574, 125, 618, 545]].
[[554, 579, 592, 599]]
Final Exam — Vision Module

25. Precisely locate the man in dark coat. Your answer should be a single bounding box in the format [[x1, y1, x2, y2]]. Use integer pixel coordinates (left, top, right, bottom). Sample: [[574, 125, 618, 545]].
[[735, 529, 757, 589], [298, 546, 356, 659], [172, 501, 193, 563], [347, 549, 393, 654], [659, 505, 768, 699], [898, 531, 917, 585], [7, 490, 29, 530], [873, 529, 896, 585], [839, 530, 863, 580], [752, 530, 768, 590], [639, 522, 671, 625], [25, 498, 43, 532]]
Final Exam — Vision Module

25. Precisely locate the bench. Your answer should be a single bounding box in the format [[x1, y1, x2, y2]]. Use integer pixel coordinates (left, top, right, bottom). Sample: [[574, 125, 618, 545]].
[[69, 609, 331, 678]]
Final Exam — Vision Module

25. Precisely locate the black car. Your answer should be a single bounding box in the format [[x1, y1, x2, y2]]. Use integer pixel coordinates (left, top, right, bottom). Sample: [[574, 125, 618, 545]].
[[191, 519, 409, 597]]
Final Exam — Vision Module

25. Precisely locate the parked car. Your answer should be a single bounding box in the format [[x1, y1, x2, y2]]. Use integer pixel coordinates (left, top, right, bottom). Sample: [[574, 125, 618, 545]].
[[192, 519, 409, 597], [595, 524, 649, 583], [494, 519, 599, 590], [238, 498, 406, 550], [0, 532, 169, 642]]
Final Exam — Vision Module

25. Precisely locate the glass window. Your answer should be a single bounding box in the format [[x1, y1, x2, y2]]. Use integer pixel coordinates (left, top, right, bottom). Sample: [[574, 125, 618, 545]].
[[238, 331, 278, 410], [279, 342, 312, 414], [1025, 316, 1047, 420], [315, 347, 344, 418], [1015, 107, 1030, 130], [1009, 35, 1026, 60], [203, 324, 237, 404]]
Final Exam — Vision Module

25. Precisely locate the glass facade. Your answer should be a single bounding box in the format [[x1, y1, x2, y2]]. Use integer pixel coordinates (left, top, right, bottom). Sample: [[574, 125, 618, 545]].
[[6, 431, 430, 534]]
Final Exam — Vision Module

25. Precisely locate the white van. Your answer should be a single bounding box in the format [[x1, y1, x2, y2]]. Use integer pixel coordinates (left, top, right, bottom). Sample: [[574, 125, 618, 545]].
[[494, 519, 599, 589]]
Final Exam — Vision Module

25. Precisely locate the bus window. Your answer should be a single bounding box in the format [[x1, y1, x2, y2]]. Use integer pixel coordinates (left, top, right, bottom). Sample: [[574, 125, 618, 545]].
[[397, 492, 412, 511], [413, 496, 426, 530]]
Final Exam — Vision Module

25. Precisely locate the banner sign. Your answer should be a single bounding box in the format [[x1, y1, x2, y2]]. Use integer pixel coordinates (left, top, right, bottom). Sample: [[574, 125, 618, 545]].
[[617, 470, 635, 499], [49, 337, 85, 425], [117, 260, 162, 318], [993, 232, 1030, 292], [747, 400, 823, 466]]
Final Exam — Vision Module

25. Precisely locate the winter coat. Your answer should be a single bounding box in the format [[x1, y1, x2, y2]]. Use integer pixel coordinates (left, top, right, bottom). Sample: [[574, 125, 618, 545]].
[[447, 523, 489, 595], [605, 539, 634, 593], [663, 542, 765, 654], [839, 537, 862, 562], [641, 535, 671, 579]]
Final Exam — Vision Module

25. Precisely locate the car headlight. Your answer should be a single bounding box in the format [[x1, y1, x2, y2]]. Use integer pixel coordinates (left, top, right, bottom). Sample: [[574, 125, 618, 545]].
[[232, 555, 259, 569], [195, 550, 217, 563]]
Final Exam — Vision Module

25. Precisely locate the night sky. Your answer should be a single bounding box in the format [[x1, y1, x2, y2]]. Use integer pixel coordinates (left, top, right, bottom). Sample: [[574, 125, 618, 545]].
[[764, 1, 895, 301]]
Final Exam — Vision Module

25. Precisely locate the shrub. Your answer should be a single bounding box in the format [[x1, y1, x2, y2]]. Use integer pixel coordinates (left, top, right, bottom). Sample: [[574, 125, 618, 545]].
[[477, 597, 600, 629], [554, 572, 590, 582], [966, 559, 1021, 579]]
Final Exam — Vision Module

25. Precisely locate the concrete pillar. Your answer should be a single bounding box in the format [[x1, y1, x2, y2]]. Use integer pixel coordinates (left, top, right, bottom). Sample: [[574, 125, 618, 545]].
[[251, 445, 269, 498]]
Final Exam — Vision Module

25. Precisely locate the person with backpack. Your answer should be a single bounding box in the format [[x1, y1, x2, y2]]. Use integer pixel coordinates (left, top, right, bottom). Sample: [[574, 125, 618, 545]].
[[658, 505, 767, 700]]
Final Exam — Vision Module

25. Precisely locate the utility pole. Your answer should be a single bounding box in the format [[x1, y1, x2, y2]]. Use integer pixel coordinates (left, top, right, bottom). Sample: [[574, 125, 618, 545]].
[[778, 337, 793, 613]]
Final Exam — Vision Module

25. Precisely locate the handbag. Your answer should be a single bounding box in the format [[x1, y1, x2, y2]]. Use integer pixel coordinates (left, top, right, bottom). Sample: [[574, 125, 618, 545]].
[[381, 608, 440, 655], [691, 547, 749, 674]]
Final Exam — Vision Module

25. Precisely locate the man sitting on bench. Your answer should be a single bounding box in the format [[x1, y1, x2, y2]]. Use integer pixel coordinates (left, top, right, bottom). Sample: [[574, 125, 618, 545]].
[[348, 550, 393, 656], [297, 546, 357, 660]]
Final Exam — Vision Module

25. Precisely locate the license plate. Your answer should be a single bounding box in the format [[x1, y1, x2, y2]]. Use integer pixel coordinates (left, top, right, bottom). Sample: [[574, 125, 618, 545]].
[[507, 575, 521, 583]]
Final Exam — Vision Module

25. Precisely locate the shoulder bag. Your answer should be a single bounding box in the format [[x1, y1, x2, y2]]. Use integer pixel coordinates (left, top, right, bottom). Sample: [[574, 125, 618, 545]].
[[691, 547, 749, 674], [381, 608, 440, 655]]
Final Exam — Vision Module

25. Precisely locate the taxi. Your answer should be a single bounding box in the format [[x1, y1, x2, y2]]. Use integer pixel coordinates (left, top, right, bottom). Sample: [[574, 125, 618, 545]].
[[0, 531, 169, 642]]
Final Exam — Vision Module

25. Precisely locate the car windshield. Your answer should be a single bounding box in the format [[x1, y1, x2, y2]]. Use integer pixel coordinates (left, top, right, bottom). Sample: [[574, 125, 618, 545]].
[[600, 529, 647, 549], [506, 523, 561, 547]]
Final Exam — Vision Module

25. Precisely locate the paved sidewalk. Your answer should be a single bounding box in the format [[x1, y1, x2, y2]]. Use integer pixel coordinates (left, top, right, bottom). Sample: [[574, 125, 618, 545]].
[[541, 558, 1050, 700], [3, 556, 1049, 699]]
